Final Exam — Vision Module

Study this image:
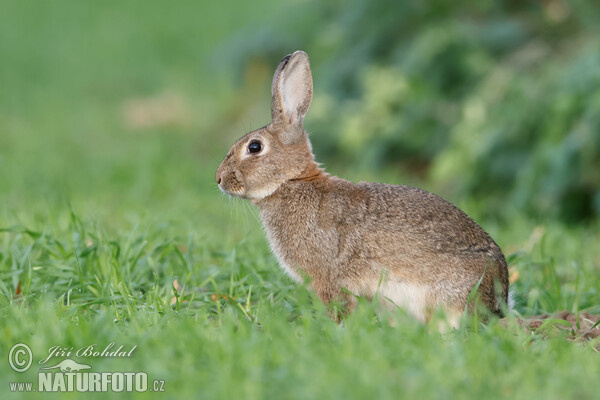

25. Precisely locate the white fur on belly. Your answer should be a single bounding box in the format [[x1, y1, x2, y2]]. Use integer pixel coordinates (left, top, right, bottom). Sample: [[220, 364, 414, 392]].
[[377, 281, 431, 322], [349, 278, 431, 323]]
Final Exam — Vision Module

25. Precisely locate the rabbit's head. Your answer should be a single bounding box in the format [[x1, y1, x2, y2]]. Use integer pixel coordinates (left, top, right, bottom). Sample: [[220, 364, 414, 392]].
[[216, 51, 317, 201]]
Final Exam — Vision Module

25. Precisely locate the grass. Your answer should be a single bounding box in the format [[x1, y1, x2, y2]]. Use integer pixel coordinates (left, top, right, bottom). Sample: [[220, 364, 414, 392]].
[[1, 210, 600, 399], [1, 1, 600, 399]]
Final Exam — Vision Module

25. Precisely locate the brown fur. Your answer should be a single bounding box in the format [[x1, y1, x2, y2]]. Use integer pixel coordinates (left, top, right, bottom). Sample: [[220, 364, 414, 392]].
[[216, 51, 509, 324]]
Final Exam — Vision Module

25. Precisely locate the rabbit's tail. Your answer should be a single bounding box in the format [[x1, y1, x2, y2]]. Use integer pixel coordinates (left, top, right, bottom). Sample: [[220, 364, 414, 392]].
[[507, 289, 515, 312]]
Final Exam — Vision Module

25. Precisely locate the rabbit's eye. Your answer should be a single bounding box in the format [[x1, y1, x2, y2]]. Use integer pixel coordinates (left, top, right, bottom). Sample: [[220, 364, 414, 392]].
[[248, 141, 262, 154]]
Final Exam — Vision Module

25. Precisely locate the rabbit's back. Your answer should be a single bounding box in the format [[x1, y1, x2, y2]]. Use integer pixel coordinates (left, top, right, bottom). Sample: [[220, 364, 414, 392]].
[[359, 181, 501, 257]]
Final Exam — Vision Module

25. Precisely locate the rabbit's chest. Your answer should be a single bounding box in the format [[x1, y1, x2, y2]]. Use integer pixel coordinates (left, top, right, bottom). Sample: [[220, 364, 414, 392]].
[[260, 205, 343, 280]]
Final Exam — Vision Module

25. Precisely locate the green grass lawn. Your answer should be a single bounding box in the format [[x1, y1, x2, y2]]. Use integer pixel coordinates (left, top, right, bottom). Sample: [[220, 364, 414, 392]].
[[1, 2, 600, 399], [1, 203, 600, 399]]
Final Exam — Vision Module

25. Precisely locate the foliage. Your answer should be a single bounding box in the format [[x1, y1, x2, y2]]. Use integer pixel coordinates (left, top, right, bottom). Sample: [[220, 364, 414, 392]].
[[222, 0, 600, 222]]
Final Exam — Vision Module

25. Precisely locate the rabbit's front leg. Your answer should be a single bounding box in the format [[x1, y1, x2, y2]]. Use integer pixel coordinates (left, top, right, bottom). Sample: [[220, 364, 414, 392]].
[[313, 281, 357, 323]]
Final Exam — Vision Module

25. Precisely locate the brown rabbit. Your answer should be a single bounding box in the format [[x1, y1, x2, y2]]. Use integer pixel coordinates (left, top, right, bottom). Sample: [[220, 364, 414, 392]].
[[216, 51, 509, 326]]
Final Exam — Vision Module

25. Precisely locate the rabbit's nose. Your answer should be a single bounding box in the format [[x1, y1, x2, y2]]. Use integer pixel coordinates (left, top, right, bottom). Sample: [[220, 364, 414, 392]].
[[216, 176, 222, 185]]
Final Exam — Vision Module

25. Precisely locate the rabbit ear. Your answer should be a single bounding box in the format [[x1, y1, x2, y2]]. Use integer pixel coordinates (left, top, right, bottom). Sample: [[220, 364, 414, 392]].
[[271, 51, 313, 143]]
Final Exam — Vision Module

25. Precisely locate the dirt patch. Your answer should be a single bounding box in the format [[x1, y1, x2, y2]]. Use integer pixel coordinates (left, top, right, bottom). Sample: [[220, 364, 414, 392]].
[[505, 310, 600, 345]]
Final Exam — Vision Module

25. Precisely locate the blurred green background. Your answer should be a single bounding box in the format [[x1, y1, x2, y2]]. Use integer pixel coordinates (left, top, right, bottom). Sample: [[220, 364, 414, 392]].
[[2, 0, 599, 224], [1, 1, 600, 399]]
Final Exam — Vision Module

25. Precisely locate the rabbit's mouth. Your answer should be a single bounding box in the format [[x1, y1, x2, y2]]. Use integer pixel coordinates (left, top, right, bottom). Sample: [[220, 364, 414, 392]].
[[217, 170, 281, 201], [219, 186, 245, 198], [217, 176, 246, 198]]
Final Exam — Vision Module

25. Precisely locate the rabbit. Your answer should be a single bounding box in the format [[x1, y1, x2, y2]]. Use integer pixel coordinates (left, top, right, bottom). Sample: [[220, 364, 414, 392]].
[[216, 50, 509, 326]]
